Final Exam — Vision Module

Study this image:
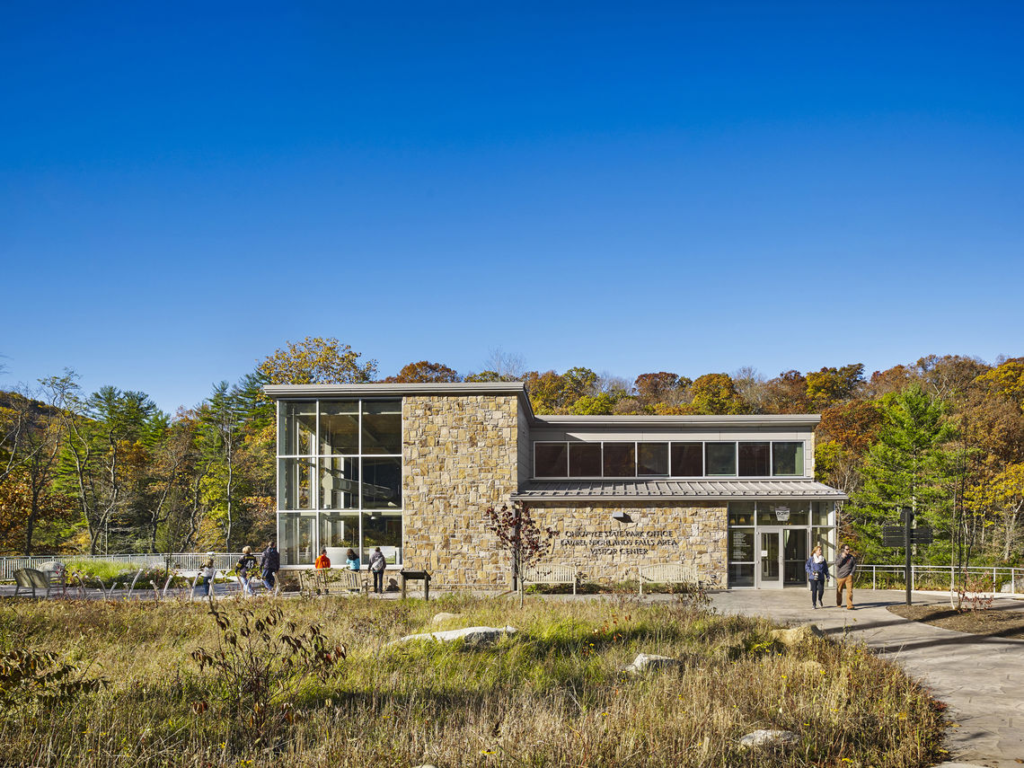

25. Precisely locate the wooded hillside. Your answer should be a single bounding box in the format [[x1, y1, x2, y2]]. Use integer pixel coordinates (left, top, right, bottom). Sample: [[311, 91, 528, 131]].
[[2, 338, 1022, 570]]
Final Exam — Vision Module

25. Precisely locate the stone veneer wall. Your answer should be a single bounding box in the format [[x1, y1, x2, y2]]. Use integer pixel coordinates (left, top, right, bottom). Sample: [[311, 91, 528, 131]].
[[402, 394, 521, 587], [527, 502, 728, 587]]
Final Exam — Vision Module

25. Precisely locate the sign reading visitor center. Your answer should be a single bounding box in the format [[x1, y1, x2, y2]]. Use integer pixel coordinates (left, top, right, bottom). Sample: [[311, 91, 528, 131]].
[[558, 529, 680, 557]]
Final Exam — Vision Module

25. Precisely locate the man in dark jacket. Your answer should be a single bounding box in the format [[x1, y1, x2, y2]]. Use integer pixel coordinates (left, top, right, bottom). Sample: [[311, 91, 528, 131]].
[[835, 544, 856, 609], [261, 540, 280, 593]]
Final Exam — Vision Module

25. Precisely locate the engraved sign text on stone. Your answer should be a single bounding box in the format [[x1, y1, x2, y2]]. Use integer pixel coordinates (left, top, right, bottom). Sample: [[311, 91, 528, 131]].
[[558, 529, 680, 557]]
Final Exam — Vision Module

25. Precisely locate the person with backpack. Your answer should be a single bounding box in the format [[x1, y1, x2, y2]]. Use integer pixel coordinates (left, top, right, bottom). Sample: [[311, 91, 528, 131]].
[[261, 540, 280, 593], [805, 545, 830, 609], [369, 546, 386, 594]]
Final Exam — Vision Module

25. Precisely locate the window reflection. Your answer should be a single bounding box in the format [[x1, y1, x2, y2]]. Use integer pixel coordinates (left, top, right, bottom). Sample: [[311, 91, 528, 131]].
[[319, 402, 359, 455], [280, 458, 315, 509], [280, 402, 316, 456], [638, 443, 668, 476], [319, 457, 359, 510], [361, 457, 402, 509], [569, 443, 602, 477], [361, 401, 402, 454], [705, 443, 736, 476]]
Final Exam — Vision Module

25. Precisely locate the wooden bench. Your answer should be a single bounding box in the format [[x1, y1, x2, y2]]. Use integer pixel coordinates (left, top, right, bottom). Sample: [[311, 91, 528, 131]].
[[301, 569, 365, 597], [13, 568, 52, 598], [521, 564, 579, 595], [636, 563, 700, 596]]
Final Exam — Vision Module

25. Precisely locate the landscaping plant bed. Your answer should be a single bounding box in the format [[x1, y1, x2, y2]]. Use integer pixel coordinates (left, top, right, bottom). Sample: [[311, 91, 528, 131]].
[[0, 595, 946, 767], [888, 601, 1024, 638]]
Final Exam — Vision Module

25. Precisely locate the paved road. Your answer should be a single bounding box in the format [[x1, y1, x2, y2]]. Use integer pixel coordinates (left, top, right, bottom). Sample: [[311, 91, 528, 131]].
[[708, 588, 1024, 768]]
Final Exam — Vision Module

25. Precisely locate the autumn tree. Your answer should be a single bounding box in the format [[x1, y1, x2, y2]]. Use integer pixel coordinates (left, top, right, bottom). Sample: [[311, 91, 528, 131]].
[[634, 372, 688, 407], [814, 400, 884, 507], [0, 391, 36, 492], [464, 370, 504, 382], [563, 367, 599, 403], [805, 364, 864, 409], [864, 364, 915, 399], [973, 464, 1024, 561], [568, 393, 617, 415], [384, 361, 461, 383], [975, 357, 1024, 411], [257, 337, 377, 386], [2, 389, 75, 555], [689, 373, 746, 415], [917, 354, 990, 402], [761, 371, 811, 414], [732, 367, 770, 414]]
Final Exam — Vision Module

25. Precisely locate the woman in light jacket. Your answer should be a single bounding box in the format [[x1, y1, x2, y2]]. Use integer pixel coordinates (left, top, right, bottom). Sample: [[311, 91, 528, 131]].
[[804, 545, 830, 609], [345, 548, 361, 572]]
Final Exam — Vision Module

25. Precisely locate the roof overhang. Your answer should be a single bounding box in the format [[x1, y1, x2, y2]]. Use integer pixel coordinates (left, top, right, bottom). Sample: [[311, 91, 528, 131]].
[[532, 414, 821, 429], [262, 382, 537, 421], [512, 478, 847, 502]]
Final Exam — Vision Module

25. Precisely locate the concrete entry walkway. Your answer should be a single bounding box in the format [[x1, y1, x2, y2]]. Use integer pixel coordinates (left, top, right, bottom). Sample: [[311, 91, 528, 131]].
[[709, 588, 1024, 768]]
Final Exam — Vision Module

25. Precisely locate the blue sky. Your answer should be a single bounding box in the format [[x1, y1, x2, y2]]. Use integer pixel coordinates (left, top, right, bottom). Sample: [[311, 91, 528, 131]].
[[2, 1, 1022, 413]]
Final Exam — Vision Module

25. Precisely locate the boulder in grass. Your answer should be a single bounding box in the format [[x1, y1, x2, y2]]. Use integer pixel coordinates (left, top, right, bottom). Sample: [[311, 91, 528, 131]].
[[430, 612, 462, 625], [738, 729, 798, 749], [390, 626, 517, 648], [622, 653, 680, 674], [799, 659, 825, 674], [769, 624, 824, 647]]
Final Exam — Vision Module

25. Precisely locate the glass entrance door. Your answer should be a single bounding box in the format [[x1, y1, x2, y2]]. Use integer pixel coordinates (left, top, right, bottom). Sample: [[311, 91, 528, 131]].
[[757, 529, 782, 588], [783, 528, 809, 586]]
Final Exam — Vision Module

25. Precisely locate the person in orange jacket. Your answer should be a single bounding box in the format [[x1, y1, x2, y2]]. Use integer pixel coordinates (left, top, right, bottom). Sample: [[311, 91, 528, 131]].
[[314, 547, 331, 570]]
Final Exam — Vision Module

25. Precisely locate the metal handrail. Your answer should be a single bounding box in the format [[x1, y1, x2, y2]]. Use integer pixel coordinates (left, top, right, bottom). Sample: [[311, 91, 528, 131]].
[[854, 564, 1021, 594], [0, 552, 246, 581]]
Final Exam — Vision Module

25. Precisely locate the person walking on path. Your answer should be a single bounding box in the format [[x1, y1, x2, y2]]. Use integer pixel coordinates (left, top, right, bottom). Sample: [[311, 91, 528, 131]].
[[369, 546, 386, 594], [198, 554, 216, 598], [835, 544, 856, 609], [261, 540, 280, 594], [805, 545, 830, 608], [235, 546, 258, 596]]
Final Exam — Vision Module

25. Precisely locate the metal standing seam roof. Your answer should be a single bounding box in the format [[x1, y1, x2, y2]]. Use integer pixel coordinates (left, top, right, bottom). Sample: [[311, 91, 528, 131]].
[[511, 479, 848, 502]]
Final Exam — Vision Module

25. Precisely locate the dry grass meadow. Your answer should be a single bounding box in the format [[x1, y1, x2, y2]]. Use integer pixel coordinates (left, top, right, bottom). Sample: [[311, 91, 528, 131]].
[[0, 592, 946, 767]]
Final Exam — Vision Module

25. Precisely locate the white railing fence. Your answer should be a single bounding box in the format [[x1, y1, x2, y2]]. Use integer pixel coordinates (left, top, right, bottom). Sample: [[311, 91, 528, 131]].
[[3, 556, 1021, 595], [854, 564, 1022, 594], [0, 553, 246, 581]]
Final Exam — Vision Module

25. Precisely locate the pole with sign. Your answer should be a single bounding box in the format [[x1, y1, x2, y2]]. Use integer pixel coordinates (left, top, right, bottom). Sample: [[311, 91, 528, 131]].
[[880, 507, 933, 606], [904, 507, 912, 607]]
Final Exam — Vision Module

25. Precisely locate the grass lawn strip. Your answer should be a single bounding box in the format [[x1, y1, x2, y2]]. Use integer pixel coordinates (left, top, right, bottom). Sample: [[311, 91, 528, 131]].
[[0, 595, 946, 767]]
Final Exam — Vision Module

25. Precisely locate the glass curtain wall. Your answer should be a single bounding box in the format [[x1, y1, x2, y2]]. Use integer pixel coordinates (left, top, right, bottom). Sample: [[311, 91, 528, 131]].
[[278, 399, 402, 566], [727, 501, 835, 588]]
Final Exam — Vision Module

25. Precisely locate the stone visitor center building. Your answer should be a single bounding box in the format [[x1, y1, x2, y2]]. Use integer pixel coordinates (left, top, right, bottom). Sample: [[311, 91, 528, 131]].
[[265, 382, 847, 589]]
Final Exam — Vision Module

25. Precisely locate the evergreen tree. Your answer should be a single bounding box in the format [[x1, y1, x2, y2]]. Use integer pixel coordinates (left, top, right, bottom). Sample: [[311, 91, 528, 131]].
[[850, 386, 954, 562]]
